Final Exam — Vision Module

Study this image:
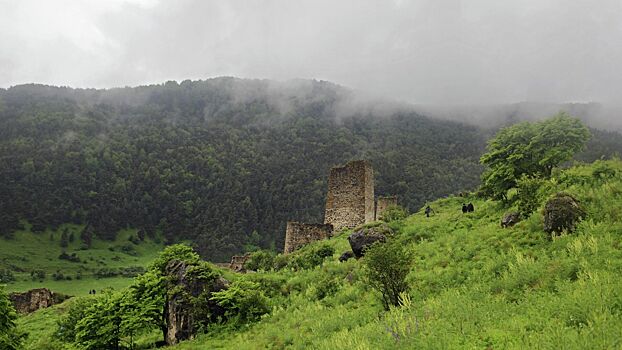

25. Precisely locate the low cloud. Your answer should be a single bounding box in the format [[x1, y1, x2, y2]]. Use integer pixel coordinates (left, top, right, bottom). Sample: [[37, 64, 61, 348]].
[[1, 0, 622, 108]]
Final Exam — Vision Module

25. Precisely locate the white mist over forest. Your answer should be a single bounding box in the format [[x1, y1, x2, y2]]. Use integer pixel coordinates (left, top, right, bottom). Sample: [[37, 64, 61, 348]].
[[2, 0, 622, 114]]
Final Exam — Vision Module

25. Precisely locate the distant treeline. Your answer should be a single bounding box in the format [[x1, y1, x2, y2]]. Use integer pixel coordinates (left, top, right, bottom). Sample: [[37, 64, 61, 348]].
[[0, 79, 619, 260]]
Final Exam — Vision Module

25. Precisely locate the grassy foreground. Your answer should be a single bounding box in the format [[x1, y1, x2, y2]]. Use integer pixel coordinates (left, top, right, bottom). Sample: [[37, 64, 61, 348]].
[[14, 159, 622, 349]]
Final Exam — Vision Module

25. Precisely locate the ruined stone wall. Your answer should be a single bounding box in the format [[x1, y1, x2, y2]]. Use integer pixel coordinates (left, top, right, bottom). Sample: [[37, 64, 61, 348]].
[[324, 160, 375, 230], [284, 221, 334, 254], [375, 195, 398, 220]]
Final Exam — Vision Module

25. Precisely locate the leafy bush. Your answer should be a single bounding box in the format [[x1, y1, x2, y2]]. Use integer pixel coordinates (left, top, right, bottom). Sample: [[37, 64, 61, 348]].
[[287, 243, 335, 271], [243, 274, 288, 298], [272, 254, 289, 270], [56, 297, 98, 343], [149, 244, 200, 274], [592, 161, 618, 180], [118, 243, 138, 256], [210, 280, 270, 324], [244, 250, 276, 271], [52, 270, 66, 281], [516, 175, 548, 217], [480, 114, 590, 200], [363, 239, 413, 310], [74, 291, 153, 350], [381, 205, 408, 222], [0, 269, 15, 283], [0, 286, 26, 350], [58, 251, 81, 263], [30, 269, 46, 281], [313, 275, 342, 300]]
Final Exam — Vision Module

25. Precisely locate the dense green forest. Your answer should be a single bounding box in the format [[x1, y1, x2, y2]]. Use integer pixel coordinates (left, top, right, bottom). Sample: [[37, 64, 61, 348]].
[[0, 78, 620, 261]]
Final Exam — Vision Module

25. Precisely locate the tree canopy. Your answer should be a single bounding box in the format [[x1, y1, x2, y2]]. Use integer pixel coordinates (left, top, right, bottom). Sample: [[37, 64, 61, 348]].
[[0, 286, 25, 350], [480, 113, 591, 200], [0, 80, 486, 260]]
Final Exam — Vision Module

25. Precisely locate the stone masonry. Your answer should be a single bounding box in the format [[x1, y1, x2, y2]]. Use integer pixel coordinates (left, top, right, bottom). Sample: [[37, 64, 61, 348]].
[[375, 195, 398, 220], [324, 160, 375, 230], [284, 221, 334, 254]]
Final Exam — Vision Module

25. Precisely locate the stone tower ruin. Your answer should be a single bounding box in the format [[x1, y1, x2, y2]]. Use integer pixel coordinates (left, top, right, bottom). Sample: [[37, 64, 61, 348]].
[[284, 221, 334, 254], [324, 160, 375, 230], [375, 195, 398, 220]]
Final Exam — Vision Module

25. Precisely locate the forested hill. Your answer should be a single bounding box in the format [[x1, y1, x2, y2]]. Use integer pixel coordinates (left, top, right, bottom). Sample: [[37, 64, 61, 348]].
[[0, 78, 619, 261]]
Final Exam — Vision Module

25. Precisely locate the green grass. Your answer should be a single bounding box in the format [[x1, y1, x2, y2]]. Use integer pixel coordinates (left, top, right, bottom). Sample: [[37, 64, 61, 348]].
[[1, 226, 164, 296], [13, 159, 622, 349], [171, 159, 622, 349], [16, 299, 77, 350]]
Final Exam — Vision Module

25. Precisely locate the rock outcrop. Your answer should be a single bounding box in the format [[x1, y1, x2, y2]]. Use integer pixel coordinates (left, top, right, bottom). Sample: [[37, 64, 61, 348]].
[[501, 212, 521, 228], [543, 193, 585, 234], [348, 223, 394, 258], [164, 260, 229, 345], [229, 253, 251, 272], [9, 288, 70, 314]]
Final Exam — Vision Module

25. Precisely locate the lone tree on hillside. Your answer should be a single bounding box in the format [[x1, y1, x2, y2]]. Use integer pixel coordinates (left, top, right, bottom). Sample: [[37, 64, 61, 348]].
[[363, 239, 412, 311], [480, 113, 591, 200]]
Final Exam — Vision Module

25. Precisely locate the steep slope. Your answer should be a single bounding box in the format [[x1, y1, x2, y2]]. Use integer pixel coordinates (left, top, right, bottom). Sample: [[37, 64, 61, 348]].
[[167, 159, 622, 349]]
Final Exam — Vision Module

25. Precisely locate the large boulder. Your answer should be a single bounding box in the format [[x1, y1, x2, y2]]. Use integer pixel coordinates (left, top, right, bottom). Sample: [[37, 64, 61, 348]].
[[543, 193, 585, 234], [348, 223, 394, 258], [164, 260, 229, 345], [501, 212, 521, 228], [9, 288, 70, 314]]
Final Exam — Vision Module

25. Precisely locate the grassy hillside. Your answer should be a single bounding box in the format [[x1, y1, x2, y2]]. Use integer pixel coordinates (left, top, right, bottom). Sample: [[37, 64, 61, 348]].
[[13, 159, 622, 349], [173, 159, 622, 349], [1, 226, 163, 296]]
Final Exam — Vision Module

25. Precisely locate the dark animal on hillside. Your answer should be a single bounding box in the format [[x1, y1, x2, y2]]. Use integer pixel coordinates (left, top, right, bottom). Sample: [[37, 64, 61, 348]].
[[467, 203, 474, 212], [339, 251, 355, 262], [462, 204, 468, 213], [425, 205, 435, 217]]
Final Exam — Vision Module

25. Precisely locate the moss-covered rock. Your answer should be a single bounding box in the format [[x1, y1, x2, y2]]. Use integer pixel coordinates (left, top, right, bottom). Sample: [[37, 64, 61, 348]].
[[348, 223, 394, 258], [543, 192, 585, 234], [501, 211, 521, 228], [165, 260, 228, 345]]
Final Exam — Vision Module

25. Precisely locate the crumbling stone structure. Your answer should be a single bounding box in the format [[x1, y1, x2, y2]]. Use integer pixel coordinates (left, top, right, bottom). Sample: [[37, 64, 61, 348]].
[[324, 160, 375, 230], [9, 288, 69, 314], [375, 195, 398, 220], [229, 253, 251, 272], [284, 221, 334, 254]]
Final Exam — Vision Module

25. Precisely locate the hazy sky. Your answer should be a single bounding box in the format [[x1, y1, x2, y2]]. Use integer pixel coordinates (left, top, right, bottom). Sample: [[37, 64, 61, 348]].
[[1, 0, 621, 104]]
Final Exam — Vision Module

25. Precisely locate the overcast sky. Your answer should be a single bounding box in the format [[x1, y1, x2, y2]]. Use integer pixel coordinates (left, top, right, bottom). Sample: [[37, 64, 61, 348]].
[[1, 0, 621, 104]]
